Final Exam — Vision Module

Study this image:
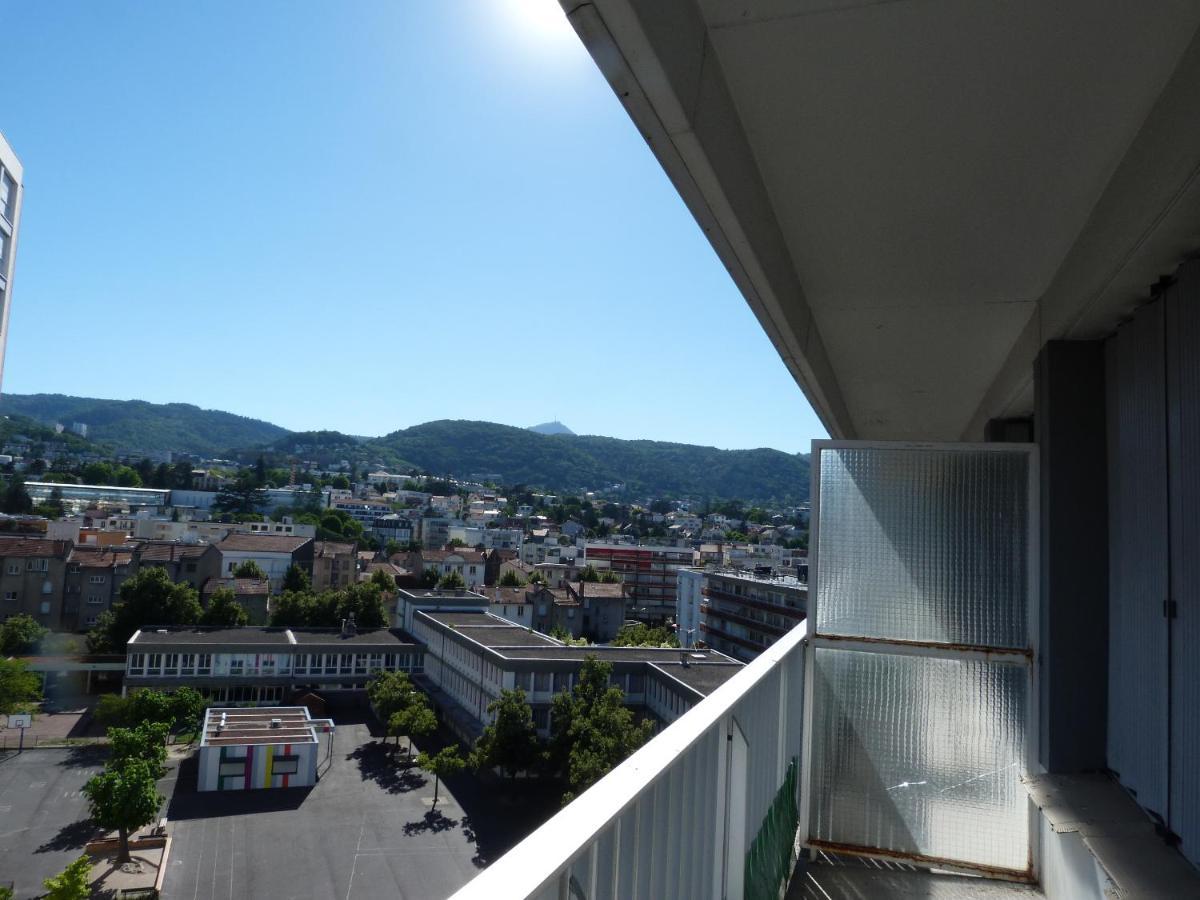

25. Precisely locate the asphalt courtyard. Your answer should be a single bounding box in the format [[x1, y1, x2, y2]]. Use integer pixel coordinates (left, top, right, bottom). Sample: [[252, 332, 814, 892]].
[[160, 719, 555, 900], [0, 744, 107, 898]]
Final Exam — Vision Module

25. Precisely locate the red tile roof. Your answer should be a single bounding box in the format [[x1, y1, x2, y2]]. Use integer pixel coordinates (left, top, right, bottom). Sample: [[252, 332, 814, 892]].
[[216, 534, 312, 553], [202, 577, 271, 596], [0, 537, 71, 558]]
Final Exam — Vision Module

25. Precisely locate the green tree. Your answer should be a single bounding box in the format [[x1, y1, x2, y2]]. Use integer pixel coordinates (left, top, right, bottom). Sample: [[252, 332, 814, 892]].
[[42, 854, 92, 900], [390, 701, 436, 754], [82, 758, 163, 863], [214, 473, 267, 516], [170, 686, 206, 735], [81, 462, 116, 485], [0, 657, 41, 714], [578, 564, 601, 583], [548, 656, 654, 803], [95, 693, 132, 728], [612, 623, 679, 648], [330, 475, 351, 490], [369, 568, 396, 593], [128, 689, 176, 728], [107, 721, 169, 773], [1, 475, 32, 514], [367, 670, 417, 726], [416, 745, 464, 808], [282, 564, 312, 593], [418, 568, 439, 588], [447, 538, 467, 548], [498, 570, 525, 588], [438, 569, 466, 590], [88, 568, 202, 653], [200, 588, 250, 626], [231, 560, 268, 580], [269, 590, 330, 627], [335, 582, 388, 629], [0, 613, 48, 655], [472, 688, 539, 780], [113, 465, 143, 487]]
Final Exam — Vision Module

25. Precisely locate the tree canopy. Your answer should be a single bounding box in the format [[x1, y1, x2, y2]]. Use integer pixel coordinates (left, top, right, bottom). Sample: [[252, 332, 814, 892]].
[[231, 560, 268, 580], [548, 656, 654, 803], [282, 564, 311, 593], [199, 588, 250, 627], [0, 657, 41, 714], [612, 623, 680, 648], [472, 688, 539, 780], [0, 613, 48, 655], [82, 759, 163, 863], [42, 855, 92, 900], [416, 746, 464, 808], [87, 567, 202, 653]]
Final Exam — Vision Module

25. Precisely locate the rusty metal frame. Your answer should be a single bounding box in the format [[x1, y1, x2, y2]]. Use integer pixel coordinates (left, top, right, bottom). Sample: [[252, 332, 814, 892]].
[[800, 439, 1040, 882]]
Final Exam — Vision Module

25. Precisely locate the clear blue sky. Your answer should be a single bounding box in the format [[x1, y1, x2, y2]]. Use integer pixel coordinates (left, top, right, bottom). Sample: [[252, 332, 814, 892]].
[[2, 0, 827, 453]]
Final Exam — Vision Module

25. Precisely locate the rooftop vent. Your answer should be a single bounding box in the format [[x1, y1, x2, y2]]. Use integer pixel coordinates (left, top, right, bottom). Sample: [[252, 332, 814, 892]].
[[269, 718, 282, 728], [156, 628, 168, 634]]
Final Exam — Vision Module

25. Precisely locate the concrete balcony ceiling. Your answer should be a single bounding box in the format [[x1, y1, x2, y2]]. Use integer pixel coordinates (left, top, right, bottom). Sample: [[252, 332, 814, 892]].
[[565, 0, 1200, 439]]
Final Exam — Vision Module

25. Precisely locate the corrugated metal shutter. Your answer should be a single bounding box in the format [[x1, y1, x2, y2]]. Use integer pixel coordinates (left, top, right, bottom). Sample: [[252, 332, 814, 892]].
[[1167, 261, 1200, 865], [1106, 299, 1170, 820]]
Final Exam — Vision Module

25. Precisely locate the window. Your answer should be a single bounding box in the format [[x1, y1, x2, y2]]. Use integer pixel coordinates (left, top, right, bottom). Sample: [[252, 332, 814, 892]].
[[534, 671, 551, 692], [180, 654, 194, 675], [6, 564, 19, 575], [3, 591, 15, 601], [228, 658, 244, 675], [128, 653, 145, 675], [87, 595, 104, 605], [196, 654, 211, 675], [26, 559, 47, 573], [88, 575, 106, 584], [39, 601, 50, 614], [293, 653, 308, 675], [340, 654, 352, 675], [273, 755, 300, 775], [84, 615, 98, 626], [517, 605, 524, 617], [324, 654, 337, 675], [147, 653, 162, 673], [0, 172, 13, 222], [163, 654, 178, 675], [219, 761, 246, 777]]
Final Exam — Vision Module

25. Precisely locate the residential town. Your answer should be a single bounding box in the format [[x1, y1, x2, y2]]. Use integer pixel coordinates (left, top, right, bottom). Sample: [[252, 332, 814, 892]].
[[0, 444, 810, 654]]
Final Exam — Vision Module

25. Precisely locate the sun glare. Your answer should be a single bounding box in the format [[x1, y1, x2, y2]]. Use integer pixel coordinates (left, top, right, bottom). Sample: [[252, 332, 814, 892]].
[[495, 0, 575, 44]]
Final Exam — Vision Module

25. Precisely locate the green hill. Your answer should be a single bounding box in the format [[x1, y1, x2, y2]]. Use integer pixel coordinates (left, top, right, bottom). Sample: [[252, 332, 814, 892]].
[[0, 394, 289, 457], [365, 420, 810, 504]]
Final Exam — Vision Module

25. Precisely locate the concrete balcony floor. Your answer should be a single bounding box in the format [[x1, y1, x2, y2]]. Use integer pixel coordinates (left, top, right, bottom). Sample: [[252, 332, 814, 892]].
[[789, 852, 1044, 899]]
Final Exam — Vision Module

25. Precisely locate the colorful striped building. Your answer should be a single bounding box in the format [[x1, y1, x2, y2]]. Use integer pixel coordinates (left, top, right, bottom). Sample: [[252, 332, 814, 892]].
[[197, 706, 333, 792]]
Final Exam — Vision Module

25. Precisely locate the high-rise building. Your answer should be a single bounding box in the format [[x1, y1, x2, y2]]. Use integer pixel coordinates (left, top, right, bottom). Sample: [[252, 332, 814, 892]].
[[0, 132, 22, 392]]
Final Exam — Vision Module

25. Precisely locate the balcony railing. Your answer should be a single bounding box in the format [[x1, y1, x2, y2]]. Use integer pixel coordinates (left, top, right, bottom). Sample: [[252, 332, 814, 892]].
[[702, 585, 806, 620], [450, 620, 808, 900]]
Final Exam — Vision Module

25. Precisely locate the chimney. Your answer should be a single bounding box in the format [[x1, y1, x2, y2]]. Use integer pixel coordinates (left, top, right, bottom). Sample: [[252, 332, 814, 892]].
[[342, 613, 357, 637]]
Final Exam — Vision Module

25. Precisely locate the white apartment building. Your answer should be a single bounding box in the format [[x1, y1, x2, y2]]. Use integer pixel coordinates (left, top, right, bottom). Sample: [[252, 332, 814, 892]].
[[0, 132, 22, 390], [675, 568, 705, 648]]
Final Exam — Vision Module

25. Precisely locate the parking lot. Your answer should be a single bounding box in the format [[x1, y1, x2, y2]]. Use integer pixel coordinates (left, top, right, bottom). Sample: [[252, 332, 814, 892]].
[[159, 718, 549, 900], [0, 745, 107, 898]]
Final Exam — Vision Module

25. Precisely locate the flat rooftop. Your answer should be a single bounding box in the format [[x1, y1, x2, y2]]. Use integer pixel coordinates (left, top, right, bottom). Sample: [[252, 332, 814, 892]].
[[418, 610, 744, 685], [129, 626, 420, 649], [650, 660, 744, 695], [201, 706, 327, 747]]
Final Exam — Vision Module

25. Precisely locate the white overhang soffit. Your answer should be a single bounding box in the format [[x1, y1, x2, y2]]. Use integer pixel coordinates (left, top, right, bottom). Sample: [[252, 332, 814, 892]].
[[563, 0, 1200, 440]]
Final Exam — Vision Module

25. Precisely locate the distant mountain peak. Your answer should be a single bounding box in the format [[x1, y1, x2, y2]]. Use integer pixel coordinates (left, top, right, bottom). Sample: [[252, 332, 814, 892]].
[[528, 420, 575, 436]]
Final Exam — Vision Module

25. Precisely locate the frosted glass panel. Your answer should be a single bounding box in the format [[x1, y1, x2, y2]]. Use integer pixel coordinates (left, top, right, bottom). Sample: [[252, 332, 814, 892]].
[[809, 647, 1029, 872], [816, 447, 1029, 648]]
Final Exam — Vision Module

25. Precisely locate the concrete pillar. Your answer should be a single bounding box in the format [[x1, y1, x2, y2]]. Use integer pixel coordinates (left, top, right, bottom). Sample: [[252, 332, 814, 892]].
[[1034, 340, 1109, 772]]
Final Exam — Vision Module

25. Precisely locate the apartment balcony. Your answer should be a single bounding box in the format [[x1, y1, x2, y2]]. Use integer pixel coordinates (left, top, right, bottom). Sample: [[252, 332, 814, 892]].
[[701, 602, 789, 638], [451, 442, 1200, 899], [703, 585, 805, 621]]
